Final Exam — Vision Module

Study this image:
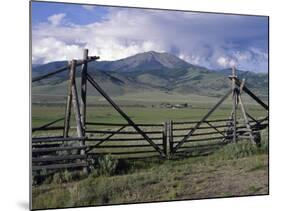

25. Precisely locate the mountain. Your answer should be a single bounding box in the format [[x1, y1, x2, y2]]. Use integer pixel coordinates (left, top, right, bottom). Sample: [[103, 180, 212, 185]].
[[32, 51, 268, 99], [90, 51, 193, 72]]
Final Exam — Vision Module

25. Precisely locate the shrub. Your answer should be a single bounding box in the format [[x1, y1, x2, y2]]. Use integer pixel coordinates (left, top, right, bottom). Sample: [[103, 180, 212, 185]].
[[97, 155, 118, 176]]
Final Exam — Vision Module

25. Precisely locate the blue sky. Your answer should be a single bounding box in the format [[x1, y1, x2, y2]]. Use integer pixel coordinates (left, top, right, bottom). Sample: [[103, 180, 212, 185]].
[[32, 2, 108, 25], [31, 1, 268, 72]]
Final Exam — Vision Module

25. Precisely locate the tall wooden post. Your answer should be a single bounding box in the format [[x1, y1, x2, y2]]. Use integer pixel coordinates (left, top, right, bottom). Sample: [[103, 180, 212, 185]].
[[238, 95, 255, 144], [63, 61, 74, 138], [80, 49, 88, 135], [237, 78, 255, 144], [168, 120, 173, 158], [162, 120, 173, 159], [163, 122, 168, 158], [231, 66, 237, 143], [71, 60, 88, 173]]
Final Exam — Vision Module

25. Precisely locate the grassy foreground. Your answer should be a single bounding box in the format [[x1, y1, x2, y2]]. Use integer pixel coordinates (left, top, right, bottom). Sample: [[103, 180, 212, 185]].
[[32, 131, 269, 210]]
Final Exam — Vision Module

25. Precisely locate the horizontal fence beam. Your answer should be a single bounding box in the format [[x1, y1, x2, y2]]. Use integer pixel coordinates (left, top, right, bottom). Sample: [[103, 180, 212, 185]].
[[173, 131, 225, 138], [236, 123, 268, 130], [118, 155, 162, 160], [177, 142, 227, 150], [190, 131, 226, 136], [86, 122, 163, 127], [173, 118, 267, 125], [93, 125, 127, 148], [87, 153, 160, 160], [32, 145, 87, 153], [32, 135, 61, 139], [85, 130, 162, 134], [32, 117, 65, 132], [32, 57, 99, 83], [32, 126, 64, 132], [89, 150, 158, 155], [175, 147, 221, 154], [33, 162, 88, 171], [32, 155, 87, 163], [32, 136, 86, 143], [32, 143, 61, 148], [172, 135, 227, 144], [86, 137, 163, 141], [172, 118, 231, 125], [173, 124, 228, 131], [91, 144, 163, 148]]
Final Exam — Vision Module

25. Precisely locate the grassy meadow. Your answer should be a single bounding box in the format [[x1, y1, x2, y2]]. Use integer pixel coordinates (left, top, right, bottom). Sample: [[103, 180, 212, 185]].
[[32, 91, 267, 127]]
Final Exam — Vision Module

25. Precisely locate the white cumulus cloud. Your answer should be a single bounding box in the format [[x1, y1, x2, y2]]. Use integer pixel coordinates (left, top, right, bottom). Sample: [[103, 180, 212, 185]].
[[217, 56, 237, 68], [32, 7, 268, 72], [32, 37, 82, 63], [47, 13, 66, 26]]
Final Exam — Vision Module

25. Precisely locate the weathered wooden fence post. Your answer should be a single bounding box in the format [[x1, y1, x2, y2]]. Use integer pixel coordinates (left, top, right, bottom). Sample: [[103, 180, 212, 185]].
[[237, 79, 255, 144], [163, 122, 167, 158], [163, 121, 173, 158], [231, 66, 237, 143], [163, 120, 173, 159], [80, 49, 88, 135], [63, 61, 73, 138], [169, 120, 174, 158], [70, 59, 88, 173]]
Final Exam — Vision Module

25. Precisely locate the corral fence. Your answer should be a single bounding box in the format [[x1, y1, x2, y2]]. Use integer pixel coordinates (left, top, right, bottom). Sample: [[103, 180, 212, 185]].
[[31, 49, 269, 174]]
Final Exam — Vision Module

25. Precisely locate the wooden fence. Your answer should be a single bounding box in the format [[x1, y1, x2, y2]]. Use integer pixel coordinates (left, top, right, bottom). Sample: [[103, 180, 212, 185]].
[[32, 117, 268, 172], [31, 49, 269, 174]]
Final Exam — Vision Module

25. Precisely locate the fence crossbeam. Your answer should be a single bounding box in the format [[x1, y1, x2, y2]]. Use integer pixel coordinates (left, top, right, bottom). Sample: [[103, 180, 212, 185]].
[[32, 56, 99, 83]]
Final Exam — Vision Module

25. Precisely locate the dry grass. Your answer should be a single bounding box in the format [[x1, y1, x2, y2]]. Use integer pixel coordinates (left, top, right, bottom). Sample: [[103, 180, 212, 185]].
[[32, 150, 268, 209]]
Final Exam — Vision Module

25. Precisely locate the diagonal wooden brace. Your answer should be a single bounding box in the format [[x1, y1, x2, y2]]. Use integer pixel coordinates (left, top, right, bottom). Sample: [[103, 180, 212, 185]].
[[173, 89, 232, 153], [228, 77, 268, 111], [86, 73, 165, 157]]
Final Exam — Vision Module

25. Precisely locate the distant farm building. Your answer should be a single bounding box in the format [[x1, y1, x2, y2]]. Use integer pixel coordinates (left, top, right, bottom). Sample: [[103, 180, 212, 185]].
[[160, 103, 191, 109]]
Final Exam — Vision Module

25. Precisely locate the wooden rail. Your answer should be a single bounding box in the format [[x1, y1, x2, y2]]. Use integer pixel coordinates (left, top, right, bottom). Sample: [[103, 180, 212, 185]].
[[32, 57, 99, 82], [32, 117, 64, 132], [172, 118, 231, 124], [86, 122, 163, 127], [32, 155, 87, 163], [86, 137, 163, 141], [33, 162, 88, 171], [32, 145, 87, 153], [92, 144, 163, 148], [32, 136, 86, 143], [85, 130, 163, 134]]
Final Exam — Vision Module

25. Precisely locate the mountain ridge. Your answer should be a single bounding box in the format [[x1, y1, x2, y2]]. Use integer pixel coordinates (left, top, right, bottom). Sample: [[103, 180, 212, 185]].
[[32, 51, 268, 98]]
